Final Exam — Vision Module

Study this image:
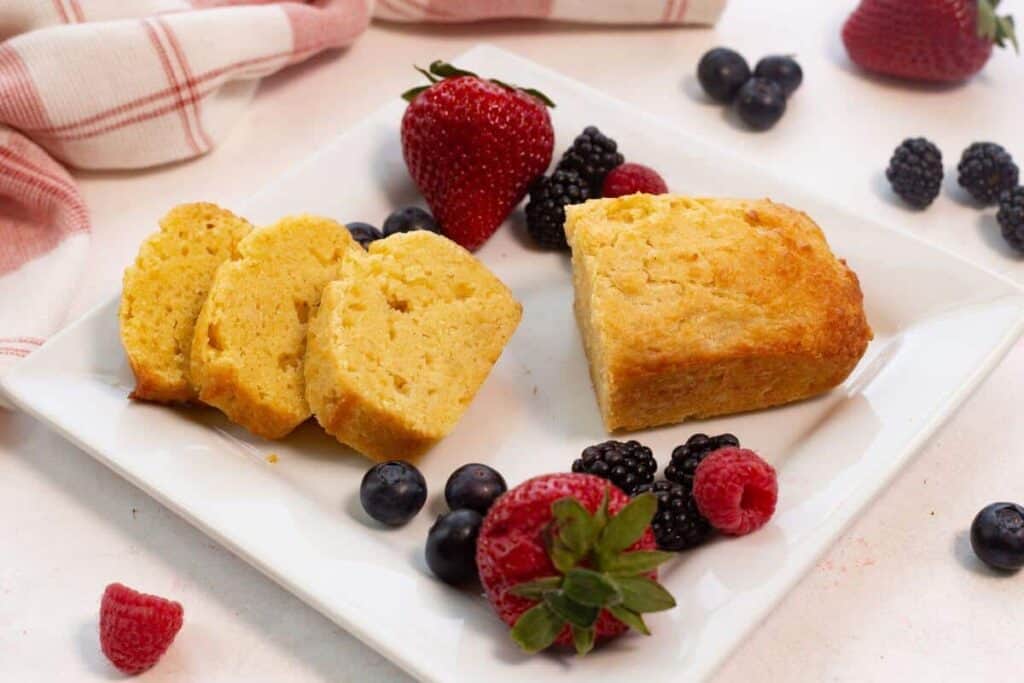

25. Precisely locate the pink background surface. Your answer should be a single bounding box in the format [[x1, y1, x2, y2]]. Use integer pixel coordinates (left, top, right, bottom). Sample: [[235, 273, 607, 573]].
[[3, 0, 1023, 680]]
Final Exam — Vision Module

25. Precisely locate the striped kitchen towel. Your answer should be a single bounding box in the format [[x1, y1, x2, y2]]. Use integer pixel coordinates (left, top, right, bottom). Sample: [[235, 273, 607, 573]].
[[0, 0, 725, 408]]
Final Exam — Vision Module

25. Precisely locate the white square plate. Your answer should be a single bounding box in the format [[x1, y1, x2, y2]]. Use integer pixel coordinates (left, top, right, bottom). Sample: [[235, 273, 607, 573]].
[[5, 45, 1024, 683]]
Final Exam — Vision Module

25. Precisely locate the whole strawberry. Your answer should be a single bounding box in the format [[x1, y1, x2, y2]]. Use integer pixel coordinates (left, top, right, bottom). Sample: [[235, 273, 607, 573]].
[[476, 472, 676, 655], [842, 0, 1018, 83], [401, 61, 555, 251], [99, 583, 184, 675]]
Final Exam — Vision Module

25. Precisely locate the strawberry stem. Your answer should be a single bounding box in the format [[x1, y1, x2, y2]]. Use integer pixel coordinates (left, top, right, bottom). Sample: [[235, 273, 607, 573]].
[[401, 61, 557, 107], [507, 489, 675, 655]]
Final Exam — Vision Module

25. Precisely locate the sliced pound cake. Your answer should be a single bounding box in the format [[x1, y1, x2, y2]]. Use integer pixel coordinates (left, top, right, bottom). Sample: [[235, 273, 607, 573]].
[[119, 203, 253, 402], [305, 231, 522, 461], [565, 194, 872, 432], [191, 215, 360, 439]]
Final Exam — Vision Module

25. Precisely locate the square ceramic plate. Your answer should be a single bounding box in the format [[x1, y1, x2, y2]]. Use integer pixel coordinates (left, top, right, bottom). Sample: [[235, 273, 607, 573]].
[[4, 45, 1024, 683]]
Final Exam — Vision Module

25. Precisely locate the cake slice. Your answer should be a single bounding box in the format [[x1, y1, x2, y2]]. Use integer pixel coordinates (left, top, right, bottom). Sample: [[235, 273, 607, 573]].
[[191, 215, 360, 439], [119, 203, 253, 402], [565, 194, 872, 432], [304, 231, 522, 461]]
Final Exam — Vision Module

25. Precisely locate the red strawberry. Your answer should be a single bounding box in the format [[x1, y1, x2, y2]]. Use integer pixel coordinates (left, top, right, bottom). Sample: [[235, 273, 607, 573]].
[[400, 61, 555, 251], [99, 583, 184, 675], [842, 0, 1018, 83], [476, 473, 676, 655]]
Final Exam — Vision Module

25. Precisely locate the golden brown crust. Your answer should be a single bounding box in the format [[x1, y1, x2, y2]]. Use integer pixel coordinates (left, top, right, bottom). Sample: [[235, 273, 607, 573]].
[[192, 359, 302, 439], [565, 194, 872, 431]]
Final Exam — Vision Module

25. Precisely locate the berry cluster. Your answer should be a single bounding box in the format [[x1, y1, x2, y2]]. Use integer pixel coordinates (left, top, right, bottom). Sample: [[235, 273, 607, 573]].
[[696, 48, 803, 131], [886, 139, 1024, 253], [570, 434, 777, 552], [525, 126, 668, 249]]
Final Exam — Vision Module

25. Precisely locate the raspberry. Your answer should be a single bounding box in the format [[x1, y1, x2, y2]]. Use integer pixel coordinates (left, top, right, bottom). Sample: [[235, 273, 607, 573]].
[[601, 163, 669, 198], [692, 447, 777, 536], [664, 432, 740, 491], [100, 583, 184, 675]]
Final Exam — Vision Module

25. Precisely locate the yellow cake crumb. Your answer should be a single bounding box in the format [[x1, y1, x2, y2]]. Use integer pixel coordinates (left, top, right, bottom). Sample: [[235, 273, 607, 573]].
[[119, 203, 252, 403], [304, 231, 522, 461], [191, 214, 361, 439]]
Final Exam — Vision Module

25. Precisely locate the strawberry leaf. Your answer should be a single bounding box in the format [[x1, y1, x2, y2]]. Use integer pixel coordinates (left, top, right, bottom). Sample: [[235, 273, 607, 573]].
[[489, 79, 556, 108], [597, 492, 657, 560], [545, 527, 580, 574], [518, 87, 556, 108], [511, 603, 565, 653], [978, 0, 1019, 52], [552, 497, 596, 558], [401, 86, 430, 102], [414, 65, 440, 83], [593, 488, 610, 532], [571, 625, 595, 655], [608, 605, 650, 636], [429, 60, 478, 79], [615, 576, 677, 613], [544, 592, 600, 629], [509, 576, 563, 600], [604, 550, 676, 577], [979, 0, 998, 38], [562, 568, 622, 607]]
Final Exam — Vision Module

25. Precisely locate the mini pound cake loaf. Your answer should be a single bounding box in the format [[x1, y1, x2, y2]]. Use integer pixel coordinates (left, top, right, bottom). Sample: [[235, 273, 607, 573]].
[[305, 231, 522, 461], [191, 215, 360, 439], [565, 194, 872, 432], [119, 203, 253, 402]]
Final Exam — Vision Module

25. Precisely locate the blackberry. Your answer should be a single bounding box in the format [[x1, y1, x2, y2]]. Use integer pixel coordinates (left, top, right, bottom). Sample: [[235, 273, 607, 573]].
[[664, 433, 740, 490], [571, 440, 657, 495], [957, 142, 1019, 205], [524, 168, 590, 250], [997, 186, 1024, 253], [634, 481, 712, 551], [555, 126, 624, 196], [886, 138, 943, 208]]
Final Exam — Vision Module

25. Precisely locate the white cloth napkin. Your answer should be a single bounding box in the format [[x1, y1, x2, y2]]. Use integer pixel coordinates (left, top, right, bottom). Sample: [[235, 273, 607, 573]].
[[0, 0, 726, 407]]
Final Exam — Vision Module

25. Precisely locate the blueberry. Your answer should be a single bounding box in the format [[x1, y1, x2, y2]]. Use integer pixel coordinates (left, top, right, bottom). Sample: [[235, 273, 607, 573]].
[[697, 47, 752, 104], [734, 78, 786, 131], [359, 461, 427, 526], [346, 222, 382, 249], [970, 502, 1024, 571], [425, 509, 482, 585], [382, 207, 441, 236], [753, 55, 803, 98], [444, 463, 507, 515]]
